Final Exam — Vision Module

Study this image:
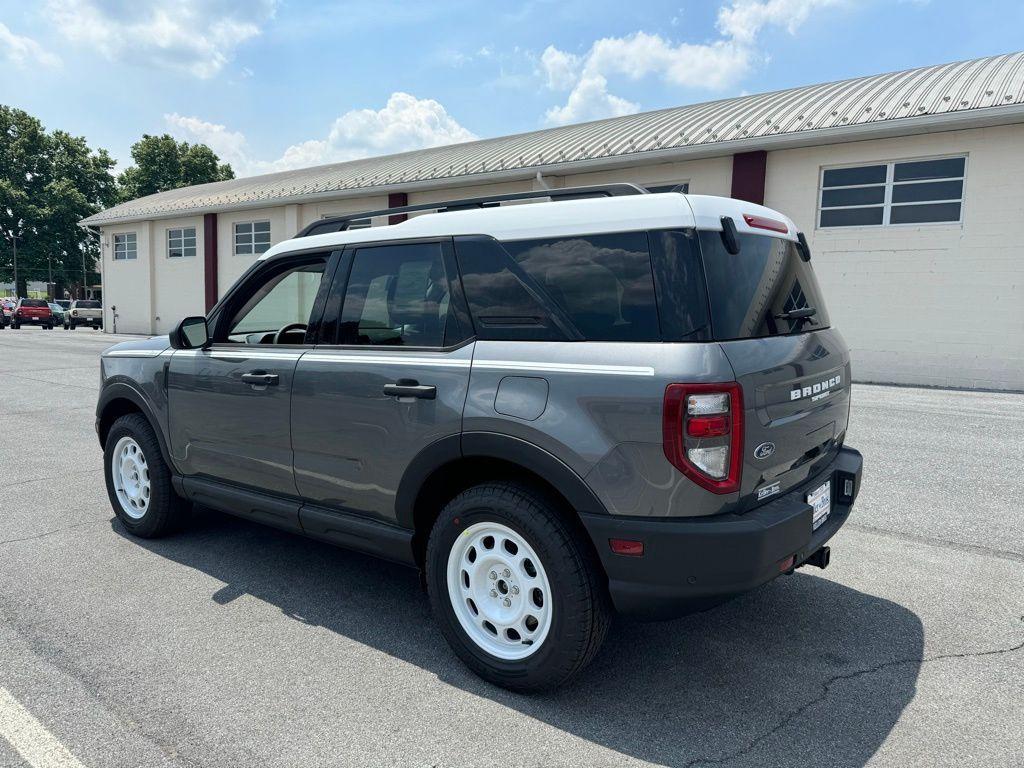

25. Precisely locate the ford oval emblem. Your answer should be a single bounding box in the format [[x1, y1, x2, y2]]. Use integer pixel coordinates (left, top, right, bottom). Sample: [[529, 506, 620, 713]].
[[754, 442, 776, 460]]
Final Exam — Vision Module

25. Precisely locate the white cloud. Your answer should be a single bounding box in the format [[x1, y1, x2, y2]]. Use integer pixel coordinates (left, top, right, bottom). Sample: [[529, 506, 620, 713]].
[[543, 0, 844, 125], [44, 0, 277, 78], [540, 45, 581, 90], [0, 22, 61, 69], [717, 0, 843, 45], [166, 92, 478, 177]]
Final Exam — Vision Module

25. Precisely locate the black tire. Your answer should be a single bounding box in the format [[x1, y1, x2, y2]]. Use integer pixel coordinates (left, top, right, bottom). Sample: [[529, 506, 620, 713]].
[[426, 481, 611, 692], [10, 322, 18, 329], [103, 413, 189, 538], [68, 321, 75, 330]]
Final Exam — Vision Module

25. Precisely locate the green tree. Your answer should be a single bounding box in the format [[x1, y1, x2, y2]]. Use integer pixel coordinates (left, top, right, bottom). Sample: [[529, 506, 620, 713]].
[[117, 134, 233, 201], [0, 106, 117, 298]]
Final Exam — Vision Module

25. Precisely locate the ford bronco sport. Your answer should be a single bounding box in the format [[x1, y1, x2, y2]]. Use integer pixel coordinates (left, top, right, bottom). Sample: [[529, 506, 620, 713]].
[[96, 185, 862, 691]]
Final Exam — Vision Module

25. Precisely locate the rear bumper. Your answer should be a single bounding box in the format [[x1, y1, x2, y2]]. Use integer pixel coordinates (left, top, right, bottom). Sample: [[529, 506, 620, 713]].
[[14, 316, 51, 324], [580, 446, 863, 620]]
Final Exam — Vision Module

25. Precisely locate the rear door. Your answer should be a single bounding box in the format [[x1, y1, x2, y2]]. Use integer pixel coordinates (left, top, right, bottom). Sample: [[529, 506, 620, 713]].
[[291, 239, 473, 526], [697, 230, 851, 508]]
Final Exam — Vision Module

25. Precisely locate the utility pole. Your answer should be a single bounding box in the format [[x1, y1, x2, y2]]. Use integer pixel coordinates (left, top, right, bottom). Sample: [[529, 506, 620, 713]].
[[11, 233, 17, 298], [48, 254, 53, 300], [82, 250, 87, 299]]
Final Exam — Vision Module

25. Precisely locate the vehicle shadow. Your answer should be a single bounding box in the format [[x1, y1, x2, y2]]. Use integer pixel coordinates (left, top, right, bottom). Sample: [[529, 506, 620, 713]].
[[114, 510, 924, 768]]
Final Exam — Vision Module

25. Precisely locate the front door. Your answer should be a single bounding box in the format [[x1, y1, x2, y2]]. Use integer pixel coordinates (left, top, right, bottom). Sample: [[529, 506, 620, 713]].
[[291, 240, 473, 524], [167, 253, 334, 498]]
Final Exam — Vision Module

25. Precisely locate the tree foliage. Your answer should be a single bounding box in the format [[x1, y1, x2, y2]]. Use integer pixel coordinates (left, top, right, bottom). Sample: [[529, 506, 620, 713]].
[[117, 134, 234, 202], [0, 105, 117, 296]]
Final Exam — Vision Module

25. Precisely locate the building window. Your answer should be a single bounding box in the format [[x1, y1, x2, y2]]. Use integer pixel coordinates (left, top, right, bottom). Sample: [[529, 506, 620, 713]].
[[167, 227, 197, 258], [645, 182, 689, 193], [113, 233, 137, 260], [234, 221, 271, 255], [819, 156, 965, 228]]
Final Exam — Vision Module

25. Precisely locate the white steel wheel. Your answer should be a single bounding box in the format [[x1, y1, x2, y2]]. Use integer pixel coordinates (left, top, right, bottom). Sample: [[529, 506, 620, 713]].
[[112, 436, 151, 520], [446, 521, 554, 661]]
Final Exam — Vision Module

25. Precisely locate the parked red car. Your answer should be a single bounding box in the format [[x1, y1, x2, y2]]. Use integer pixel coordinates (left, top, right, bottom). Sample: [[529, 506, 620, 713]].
[[10, 298, 54, 329]]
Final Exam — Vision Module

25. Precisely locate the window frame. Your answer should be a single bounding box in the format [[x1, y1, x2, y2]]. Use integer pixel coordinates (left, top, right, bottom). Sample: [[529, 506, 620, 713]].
[[319, 237, 473, 351], [166, 226, 197, 259], [816, 154, 967, 230], [112, 232, 138, 261], [207, 248, 341, 347], [233, 220, 272, 256]]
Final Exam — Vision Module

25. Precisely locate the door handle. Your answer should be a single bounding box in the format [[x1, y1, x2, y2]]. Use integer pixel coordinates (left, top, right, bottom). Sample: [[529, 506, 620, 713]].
[[383, 379, 436, 400], [242, 371, 279, 387]]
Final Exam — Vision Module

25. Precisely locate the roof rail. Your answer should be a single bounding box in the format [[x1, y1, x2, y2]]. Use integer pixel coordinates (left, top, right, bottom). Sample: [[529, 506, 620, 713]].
[[295, 183, 648, 238]]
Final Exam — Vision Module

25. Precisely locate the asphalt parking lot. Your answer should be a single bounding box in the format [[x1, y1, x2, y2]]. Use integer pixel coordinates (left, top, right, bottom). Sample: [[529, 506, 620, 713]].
[[0, 328, 1021, 768]]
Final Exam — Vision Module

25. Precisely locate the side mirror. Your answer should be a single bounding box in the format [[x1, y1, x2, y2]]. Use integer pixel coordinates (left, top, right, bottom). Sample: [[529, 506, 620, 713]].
[[170, 316, 210, 349]]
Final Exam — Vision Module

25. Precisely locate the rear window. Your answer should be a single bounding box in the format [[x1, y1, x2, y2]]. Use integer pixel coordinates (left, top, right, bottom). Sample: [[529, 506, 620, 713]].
[[22, 299, 48, 308], [697, 231, 831, 340], [77, 300, 101, 308]]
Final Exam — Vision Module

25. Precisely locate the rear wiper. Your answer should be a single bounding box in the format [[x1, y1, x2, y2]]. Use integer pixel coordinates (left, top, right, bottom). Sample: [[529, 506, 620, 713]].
[[774, 307, 816, 320]]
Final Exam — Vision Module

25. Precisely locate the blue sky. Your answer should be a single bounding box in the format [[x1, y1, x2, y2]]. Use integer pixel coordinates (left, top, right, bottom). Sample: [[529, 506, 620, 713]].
[[1, 0, 1022, 177]]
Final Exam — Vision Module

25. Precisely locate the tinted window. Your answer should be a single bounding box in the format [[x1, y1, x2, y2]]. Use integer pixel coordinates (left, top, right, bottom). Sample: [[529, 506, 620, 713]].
[[337, 242, 454, 347], [698, 231, 831, 340], [22, 299, 48, 307], [500, 232, 660, 342], [454, 237, 567, 341], [78, 300, 101, 309], [648, 230, 710, 341]]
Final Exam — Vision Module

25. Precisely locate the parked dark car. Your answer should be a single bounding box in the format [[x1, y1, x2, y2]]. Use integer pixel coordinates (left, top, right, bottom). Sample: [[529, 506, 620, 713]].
[[95, 186, 862, 691]]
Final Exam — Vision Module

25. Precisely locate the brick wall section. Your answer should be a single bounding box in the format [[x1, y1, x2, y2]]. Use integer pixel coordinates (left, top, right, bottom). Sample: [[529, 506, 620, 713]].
[[764, 124, 1024, 390]]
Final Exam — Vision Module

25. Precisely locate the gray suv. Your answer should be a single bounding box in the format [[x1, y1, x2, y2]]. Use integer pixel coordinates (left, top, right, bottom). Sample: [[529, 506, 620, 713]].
[[96, 185, 862, 691]]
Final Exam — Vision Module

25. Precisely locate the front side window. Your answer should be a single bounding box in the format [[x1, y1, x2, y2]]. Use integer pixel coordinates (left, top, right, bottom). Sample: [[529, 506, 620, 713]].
[[819, 156, 965, 227], [337, 242, 454, 347], [167, 227, 197, 258], [225, 258, 327, 343], [234, 221, 271, 255], [113, 233, 137, 260]]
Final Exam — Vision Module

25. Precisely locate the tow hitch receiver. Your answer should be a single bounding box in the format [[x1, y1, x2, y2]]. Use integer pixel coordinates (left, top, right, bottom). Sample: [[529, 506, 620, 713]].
[[803, 546, 831, 570]]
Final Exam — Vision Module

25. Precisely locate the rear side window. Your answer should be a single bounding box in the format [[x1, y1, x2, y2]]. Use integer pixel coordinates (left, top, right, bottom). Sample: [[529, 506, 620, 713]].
[[498, 232, 660, 342], [698, 231, 831, 340]]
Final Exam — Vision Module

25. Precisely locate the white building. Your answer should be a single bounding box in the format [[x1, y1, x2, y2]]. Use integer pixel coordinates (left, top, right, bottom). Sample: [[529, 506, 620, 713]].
[[81, 52, 1024, 390]]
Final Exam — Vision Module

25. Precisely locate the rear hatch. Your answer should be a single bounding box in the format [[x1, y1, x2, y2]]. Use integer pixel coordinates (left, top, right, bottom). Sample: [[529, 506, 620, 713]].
[[72, 300, 101, 320], [697, 229, 850, 510]]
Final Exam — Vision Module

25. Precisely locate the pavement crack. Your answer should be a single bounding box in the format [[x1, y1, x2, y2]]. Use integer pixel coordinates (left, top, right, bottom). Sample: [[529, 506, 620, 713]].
[[847, 522, 1024, 563], [0, 520, 107, 547], [0, 468, 98, 491], [684, 616, 1024, 768]]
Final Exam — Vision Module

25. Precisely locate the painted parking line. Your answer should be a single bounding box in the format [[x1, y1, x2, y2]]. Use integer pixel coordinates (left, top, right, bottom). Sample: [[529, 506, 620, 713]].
[[0, 688, 86, 768]]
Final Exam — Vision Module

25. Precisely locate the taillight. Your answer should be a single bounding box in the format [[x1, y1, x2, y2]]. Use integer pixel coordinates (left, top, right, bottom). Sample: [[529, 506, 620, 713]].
[[663, 382, 743, 494]]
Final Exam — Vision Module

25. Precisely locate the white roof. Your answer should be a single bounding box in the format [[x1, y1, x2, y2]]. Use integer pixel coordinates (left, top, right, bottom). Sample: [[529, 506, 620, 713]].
[[82, 51, 1024, 227], [258, 193, 798, 261]]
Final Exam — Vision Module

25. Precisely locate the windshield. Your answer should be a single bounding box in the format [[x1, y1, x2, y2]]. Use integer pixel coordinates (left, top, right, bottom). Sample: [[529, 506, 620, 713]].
[[697, 231, 831, 340]]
